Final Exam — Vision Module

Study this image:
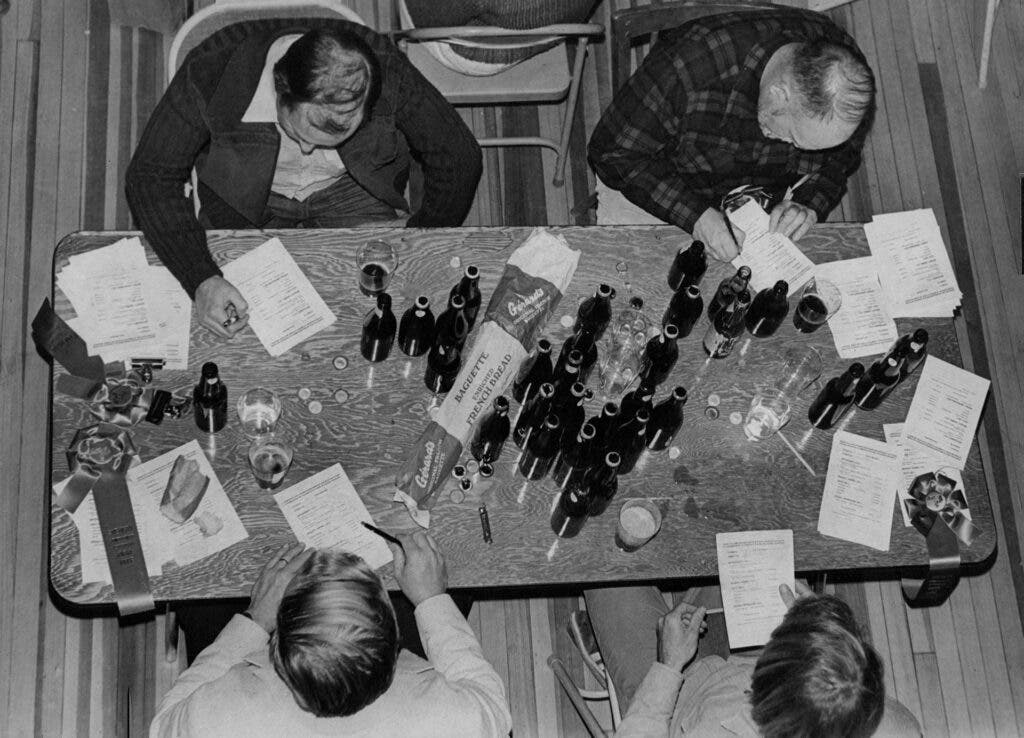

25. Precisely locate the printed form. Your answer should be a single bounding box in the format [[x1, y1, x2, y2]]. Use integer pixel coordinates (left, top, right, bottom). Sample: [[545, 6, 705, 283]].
[[812, 257, 898, 359], [716, 529, 794, 649], [222, 237, 336, 356], [902, 356, 990, 468], [817, 431, 898, 552], [727, 200, 814, 295], [275, 464, 394, 570]]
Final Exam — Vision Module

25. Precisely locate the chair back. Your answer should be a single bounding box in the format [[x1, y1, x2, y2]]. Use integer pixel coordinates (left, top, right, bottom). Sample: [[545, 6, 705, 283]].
[[611, 0, 776, 91], [168, 0, 365, 76]]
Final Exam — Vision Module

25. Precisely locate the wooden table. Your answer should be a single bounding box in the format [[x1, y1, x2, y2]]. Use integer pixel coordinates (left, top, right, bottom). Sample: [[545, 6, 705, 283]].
[[48, 225, 996, 606]]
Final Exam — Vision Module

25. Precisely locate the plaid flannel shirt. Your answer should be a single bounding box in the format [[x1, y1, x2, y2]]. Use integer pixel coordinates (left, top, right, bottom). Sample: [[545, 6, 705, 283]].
[[589, 9, 871, 233]]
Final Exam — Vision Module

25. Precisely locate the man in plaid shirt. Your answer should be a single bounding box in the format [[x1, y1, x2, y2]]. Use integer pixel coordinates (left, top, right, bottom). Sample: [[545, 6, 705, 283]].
[[589, 8, 874, 260]]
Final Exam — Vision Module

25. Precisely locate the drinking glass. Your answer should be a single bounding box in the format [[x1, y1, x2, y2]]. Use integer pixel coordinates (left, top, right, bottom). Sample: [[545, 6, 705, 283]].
[[247, 435, 294, 490], [743, 387, 792, 442], [615, 499, 663, 552], [357, 239, 398, 297], [236, 387, 281, 438], [596, 299, 649, 399], [772, 346, 823, 400], [793, 277, 842, 333]]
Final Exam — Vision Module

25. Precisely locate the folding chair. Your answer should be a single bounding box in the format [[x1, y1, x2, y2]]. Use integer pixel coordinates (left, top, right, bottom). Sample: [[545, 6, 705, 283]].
[[394, 22, 604, 187], [165, 1, 366, 218]]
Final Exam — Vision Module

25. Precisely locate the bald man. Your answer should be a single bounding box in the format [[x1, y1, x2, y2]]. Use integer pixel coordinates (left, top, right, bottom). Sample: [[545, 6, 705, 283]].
[[589, 8, 875, 260]]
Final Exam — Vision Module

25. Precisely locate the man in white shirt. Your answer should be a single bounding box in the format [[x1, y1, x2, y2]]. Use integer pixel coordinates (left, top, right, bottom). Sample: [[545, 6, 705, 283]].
[[151, 534, 511, 737]]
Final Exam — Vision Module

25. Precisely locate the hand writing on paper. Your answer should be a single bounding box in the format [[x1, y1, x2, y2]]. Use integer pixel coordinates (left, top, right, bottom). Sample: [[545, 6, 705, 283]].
[[694, 207, 744, 261], [657, 601, 707, 672], [195, 275, 249, 339], [779, 580, 815, 609], [769, 201, 817, 242], [247, 543, 314, 633], [388, 531, 447, 606]]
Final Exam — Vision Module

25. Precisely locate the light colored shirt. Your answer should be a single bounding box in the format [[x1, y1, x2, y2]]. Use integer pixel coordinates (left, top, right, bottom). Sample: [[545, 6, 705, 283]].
[[150, 594, 512, 737], [242, 34, 347, 202], [615, 654, 923, 737]]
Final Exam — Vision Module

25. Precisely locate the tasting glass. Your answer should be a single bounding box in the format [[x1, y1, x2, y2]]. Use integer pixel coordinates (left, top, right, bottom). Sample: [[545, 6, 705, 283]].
[[772, 346, 823, 401], [793, 277, 842, 333], [236, 387, 281, 438], [247, 434, 294, 491], [615, 499, 663, 552], [596, 299, 649, 399], [357, 239, 399, 297], [743, 387, 792, 442]]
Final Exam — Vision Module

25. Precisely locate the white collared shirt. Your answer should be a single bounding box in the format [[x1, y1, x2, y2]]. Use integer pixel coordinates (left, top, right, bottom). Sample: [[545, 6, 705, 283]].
[[241, 34, 347, 202]]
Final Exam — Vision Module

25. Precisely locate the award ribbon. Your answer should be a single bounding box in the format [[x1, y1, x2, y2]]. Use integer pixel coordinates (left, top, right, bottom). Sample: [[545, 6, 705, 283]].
[[901, 470, 979, 607], [60, 423, 154, 616]]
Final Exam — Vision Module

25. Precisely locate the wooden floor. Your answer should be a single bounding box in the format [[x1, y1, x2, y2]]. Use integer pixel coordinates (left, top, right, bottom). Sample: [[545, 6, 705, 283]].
[[2, 1, 1023, 735]]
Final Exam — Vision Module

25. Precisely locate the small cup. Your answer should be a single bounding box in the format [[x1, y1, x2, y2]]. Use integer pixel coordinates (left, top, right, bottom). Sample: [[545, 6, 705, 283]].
[[744, 387, 792, 442], [615, 499, 663, 552], [237, 387, 281, 438], [793, 277, 842, 333], [247, 435, 294, 490]]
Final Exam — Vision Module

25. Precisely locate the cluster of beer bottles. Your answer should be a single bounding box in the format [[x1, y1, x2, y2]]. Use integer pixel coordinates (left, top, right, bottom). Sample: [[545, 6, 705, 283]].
[[806, 328, 929, 429], [659, 241, 794, 360], [358, 265, 483, 394], [462, 283, 691, 539]]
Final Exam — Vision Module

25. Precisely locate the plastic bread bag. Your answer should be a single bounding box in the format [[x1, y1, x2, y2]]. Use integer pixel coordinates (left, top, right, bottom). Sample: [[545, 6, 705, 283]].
[[395, 228, 579, 525]]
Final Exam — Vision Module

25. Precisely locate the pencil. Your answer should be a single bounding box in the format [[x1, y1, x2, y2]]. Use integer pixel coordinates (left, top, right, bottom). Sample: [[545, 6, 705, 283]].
[[362, 521, 403, 548]]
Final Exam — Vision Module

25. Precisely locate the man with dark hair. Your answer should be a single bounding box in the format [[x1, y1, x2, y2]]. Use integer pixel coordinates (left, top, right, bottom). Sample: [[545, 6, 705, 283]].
[[589, 8, 875, 260], [126, 19, 482, 338], [150, 537, 511, 737], [584, 583, 921, 737]]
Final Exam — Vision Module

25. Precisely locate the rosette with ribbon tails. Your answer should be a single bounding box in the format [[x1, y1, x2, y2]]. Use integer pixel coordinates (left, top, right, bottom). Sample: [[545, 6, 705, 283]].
[[901, 469, 980, 608], [88, 374, 151, 426], [60, 424, 154, 616]]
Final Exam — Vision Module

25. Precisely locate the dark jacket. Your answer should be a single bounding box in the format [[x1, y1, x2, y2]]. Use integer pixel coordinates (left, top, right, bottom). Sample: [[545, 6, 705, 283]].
[[126, 18, 482, 297]]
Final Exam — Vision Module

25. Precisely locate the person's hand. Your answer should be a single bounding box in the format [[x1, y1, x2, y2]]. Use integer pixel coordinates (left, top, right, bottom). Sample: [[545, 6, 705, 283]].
[[657, 601, 707, 672], [388, 531, 448, 606], [194, 275, 249, 339], [769, 200, 817, 242], [779, 580, 815, 609], [247, 543, 315, 633], [693, 207, 743, 261]]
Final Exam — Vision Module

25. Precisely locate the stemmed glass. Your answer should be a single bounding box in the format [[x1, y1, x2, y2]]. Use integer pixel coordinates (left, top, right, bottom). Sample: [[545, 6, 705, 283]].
[[357, 240, 399, 297]]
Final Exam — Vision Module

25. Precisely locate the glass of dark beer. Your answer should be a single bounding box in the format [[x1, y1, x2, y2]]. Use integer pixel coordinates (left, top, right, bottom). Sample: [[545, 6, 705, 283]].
[[793, 277, 841, 333], [357, 239, 398, 297]]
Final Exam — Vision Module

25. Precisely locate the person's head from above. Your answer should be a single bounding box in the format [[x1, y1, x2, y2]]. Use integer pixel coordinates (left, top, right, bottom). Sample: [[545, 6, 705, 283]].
[[750, 594, 885, 738], [269, 550, 399, 717], [758, 39, 875, 151], [273, 28, 382, 155]]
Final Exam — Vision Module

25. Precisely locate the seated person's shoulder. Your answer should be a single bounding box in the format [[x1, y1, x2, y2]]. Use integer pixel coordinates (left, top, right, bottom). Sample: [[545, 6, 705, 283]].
[[874, 697, 923, 738]]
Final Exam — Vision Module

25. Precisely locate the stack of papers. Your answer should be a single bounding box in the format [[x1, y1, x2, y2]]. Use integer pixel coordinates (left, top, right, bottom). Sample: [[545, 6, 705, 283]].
[[221, 238, 336, 357], [57, 237, 191, 369], [813, 257, 898, 359], [864, 209, 962, 317], [61, 440, 248, 584], [727, 200, 815, 295]]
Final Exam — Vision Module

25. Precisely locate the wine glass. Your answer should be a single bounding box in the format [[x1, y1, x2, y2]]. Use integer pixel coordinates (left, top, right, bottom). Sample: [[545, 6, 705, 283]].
[[357, 240, 399, 297]]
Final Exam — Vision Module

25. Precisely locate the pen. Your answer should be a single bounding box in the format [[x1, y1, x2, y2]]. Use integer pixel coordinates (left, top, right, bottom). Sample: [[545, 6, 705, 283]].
[[361, 521, 403, 548], [784, 174, 811, 202], [478, 505, 492, 544]]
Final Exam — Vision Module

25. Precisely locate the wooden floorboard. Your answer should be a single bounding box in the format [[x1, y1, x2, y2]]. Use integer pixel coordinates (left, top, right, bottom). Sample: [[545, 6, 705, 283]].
[[2, 1, 1024, 735]]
